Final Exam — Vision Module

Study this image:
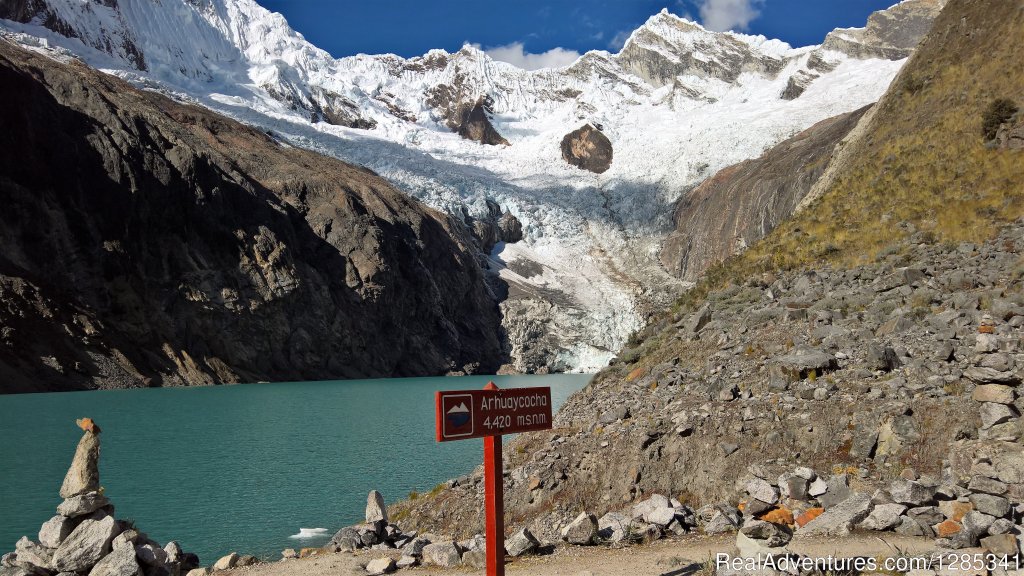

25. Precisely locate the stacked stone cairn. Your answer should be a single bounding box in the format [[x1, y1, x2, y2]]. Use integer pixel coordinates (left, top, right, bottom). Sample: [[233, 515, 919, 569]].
[[970, 314, 1022, 440], [321, 491, 541, 575], [0, 419, 199, 576]]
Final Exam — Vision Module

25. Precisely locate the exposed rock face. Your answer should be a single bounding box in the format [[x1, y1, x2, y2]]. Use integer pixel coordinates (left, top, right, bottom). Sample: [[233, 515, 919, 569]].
[[457, 99, 509, 146], [661, 105, 870, 281], [821, 0, 946, 60], [560, 124, 613, 174], [0, 42, 504, 393]]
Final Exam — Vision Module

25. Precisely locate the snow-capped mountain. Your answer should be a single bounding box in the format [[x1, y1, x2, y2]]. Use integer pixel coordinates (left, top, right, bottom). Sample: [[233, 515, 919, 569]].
[[0, 0, 944, 373]]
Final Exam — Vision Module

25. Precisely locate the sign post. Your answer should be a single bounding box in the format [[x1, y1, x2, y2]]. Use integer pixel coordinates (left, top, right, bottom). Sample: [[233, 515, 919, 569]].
[[436, 382, 553, 576]]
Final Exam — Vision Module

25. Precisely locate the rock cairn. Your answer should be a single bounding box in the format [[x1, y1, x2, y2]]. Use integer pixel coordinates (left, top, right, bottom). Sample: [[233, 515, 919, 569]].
[[0, 419, 199, 576]]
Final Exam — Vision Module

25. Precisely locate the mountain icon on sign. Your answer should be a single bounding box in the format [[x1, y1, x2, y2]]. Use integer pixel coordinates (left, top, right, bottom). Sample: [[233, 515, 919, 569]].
[[446, 402, 471, 428]]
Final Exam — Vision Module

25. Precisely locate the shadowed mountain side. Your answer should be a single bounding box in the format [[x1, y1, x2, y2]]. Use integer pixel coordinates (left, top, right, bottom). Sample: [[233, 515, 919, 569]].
[[0, 41, 504, 393], [661, 105, 871, 281]]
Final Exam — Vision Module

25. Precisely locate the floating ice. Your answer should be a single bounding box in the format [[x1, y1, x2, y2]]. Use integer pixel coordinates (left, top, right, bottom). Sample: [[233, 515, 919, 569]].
[[289, 528, 329, 539]]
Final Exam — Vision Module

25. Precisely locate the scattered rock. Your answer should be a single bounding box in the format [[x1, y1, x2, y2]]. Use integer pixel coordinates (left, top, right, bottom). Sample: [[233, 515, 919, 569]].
[[561, 512, 599, 545], [798, 493, 872, 536], [504, 528, 538, 557], [421, 542, 461, 568], [364, 557, 395, 575], [211, 553, 238, 572]]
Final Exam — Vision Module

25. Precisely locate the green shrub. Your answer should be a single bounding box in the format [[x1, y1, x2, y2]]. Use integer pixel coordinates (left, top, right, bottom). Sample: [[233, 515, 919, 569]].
[[982, 98, 1019, 141]]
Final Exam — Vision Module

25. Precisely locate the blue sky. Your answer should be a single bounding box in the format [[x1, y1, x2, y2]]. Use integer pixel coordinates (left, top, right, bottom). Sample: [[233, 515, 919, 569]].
[[257, 0, 898, 69]]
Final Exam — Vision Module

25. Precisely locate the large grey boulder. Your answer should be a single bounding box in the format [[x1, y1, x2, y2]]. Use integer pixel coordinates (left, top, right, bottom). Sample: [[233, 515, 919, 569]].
[[365, 491, 387, 524], [817, 475, 851, 509], [630, 495, 671, 520], [38, 517, 76, 549], [363, 557, 395, 576], [798, 493, 872, 536], [888, 479, 934, 506], [51, 516, 120, 573], [504, 528, 538, 557], [421, 542, 460, 568], [57, 493, 110, 519], [561, 512, 599, 545], [736, 520, 792, 557], [859, 503, 906, 531], [87, 545, 138, 576], [597, 512, 629, 543], [211, 553, 237, 571], [745, 478, 780, 505], [133, 544, 166, 567], [970, 493, 1011, 518], [60, 431, 101, 499]]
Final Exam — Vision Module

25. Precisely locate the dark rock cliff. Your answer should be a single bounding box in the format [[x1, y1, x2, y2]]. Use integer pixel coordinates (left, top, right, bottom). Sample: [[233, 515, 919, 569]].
[[661, 105, 871, 281], [0, 41, 505, 393]]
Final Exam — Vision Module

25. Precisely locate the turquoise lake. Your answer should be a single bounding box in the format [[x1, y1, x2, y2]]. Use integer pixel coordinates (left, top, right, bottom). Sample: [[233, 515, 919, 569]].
[[0, 374, 590, 563]]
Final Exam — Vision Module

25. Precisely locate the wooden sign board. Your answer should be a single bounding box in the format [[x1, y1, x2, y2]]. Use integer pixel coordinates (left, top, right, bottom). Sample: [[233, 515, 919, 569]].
[[435, 386, 552, 442]]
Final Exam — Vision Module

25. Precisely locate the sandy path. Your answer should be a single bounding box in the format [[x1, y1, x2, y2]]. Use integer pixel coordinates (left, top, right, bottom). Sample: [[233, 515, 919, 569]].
[[224, 533, 940, 576]]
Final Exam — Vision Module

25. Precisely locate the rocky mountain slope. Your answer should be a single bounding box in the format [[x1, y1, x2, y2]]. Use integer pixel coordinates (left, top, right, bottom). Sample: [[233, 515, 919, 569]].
[[661, 104, 871, 281], [0, 0, 943, 372], [0, 40, 504, 393]]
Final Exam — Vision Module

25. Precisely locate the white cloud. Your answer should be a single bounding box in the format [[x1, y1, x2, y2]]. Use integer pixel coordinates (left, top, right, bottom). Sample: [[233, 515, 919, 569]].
[[697, 0, 764, 32], [608, 30, 631, 52], [483, 42, 581, 71]]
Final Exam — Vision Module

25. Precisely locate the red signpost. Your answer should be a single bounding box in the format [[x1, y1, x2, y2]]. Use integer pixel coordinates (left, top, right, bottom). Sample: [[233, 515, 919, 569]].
[[436, 382, 553, 576]]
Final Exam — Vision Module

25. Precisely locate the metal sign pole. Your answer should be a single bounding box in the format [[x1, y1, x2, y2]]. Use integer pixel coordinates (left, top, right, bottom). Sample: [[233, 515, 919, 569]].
[[482, 381, 505, 576], [484, 431, 504, 576]]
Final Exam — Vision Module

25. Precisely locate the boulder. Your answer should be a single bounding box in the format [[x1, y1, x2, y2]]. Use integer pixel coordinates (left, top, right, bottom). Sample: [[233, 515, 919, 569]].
[[980, 403, 1018, 429], [745, 478, 780, 505], [630, 495, 671, 520], [798, 493, 872, 536], [329, 528, 360, 552], [969, 493, 1010, 517], [777, 473, 810, 501], [60, 430, 101, 499], [980, 534, 1019, 557], [87, 545, 139, 576], [561, 512, 599, 545], [395, 557, 416, 569], [14, 538, 52, 571], [183, 570, 209, 576], [859, 503, 906, 531], [888, 479, 934, 506], [939, 500, 974, 522], [560, 124, 613, 174], [504, 528, 537, 557], [365, 491, 387, 525], [644, 506, 676, 527], [771, 348, 836, 382], [210, 554, 237, 572], [421, 542, 460, 568], [280, 549, 296, 560], [110, 531, 138, 552], [736, 520, 792, 557], [51, 516, 120, 573], [701, 505, 741, 534], [973, 385, 1016, 404], [817, 475, 851, 509], [162, 543, 181, 565], [968, 475, 1008, 495], [57, 493, 110, 519], [134, 544, 166, 567], [363, 557, 394, 576], [39, 517, 76, 549], [597, 512, 629, 543], [460, 550, 485, 569]]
